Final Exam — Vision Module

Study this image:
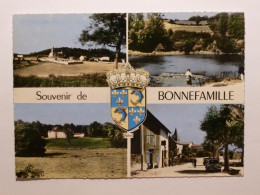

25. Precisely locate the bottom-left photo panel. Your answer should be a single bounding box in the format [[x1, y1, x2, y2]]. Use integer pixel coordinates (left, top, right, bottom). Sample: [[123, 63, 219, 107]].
[[14, 103, 127, 180]]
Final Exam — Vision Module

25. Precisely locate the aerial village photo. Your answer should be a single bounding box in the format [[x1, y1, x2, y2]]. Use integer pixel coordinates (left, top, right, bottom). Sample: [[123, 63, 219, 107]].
[[13, 13, 244, 179]]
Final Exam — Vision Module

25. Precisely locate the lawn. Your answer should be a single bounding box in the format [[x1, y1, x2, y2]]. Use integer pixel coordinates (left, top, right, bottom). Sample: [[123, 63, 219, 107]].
[[15, 137, 127, 179]]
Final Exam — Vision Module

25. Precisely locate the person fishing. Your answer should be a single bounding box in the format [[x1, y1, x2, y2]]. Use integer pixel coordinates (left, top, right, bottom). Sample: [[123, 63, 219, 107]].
[[185, 69, 192, 86]]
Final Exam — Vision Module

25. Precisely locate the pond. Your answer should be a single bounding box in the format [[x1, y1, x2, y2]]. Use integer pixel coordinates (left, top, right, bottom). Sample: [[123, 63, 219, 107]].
[[129, 54, 244, 86]]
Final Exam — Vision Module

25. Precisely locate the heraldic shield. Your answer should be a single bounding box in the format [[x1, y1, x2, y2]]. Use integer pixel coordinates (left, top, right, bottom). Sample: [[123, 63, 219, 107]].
[[107, 64, 150, 131], [110, 88, 146, 131]]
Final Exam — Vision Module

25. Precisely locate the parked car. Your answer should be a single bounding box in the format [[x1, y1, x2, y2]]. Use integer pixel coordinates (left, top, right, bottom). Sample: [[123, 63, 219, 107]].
[[203, 157, 210, 165], [205, 158, 221, 172]]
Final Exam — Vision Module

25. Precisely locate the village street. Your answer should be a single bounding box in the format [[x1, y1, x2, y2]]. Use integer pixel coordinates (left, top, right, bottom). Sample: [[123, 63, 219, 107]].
[[132, 157, 243, 178]]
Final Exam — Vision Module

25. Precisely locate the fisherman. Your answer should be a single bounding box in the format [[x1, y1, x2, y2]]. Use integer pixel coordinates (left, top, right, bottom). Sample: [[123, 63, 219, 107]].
[[185, 69, 192, 86]]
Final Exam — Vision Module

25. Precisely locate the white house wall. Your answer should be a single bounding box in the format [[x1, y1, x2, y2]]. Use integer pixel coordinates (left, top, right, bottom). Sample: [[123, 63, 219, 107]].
[[47, 131, 66, 139]]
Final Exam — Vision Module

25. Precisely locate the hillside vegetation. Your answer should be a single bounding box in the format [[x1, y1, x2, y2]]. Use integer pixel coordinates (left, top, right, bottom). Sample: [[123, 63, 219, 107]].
[[129, 13, 244, 54]]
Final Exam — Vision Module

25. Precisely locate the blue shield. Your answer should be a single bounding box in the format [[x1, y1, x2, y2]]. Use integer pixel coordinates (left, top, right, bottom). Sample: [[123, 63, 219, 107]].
[[110, 88, 146, 131]]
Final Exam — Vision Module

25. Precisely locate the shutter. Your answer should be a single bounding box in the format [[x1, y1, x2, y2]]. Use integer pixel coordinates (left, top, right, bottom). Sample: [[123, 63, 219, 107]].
[[156, 154, 160, 164], [154, 135, 156, 146], [147, 131, 150, 144], [146, 151, 150, 163]]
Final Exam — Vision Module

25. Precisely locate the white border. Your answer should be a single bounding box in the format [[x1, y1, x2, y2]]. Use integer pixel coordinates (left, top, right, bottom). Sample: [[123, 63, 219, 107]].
[[1, 0, 260, 194]]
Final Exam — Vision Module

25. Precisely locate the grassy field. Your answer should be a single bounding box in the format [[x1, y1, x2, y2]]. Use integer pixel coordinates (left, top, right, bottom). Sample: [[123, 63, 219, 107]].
[[15, 138, 127, 179], [46, 137, 111, 148], [163, 21, 213, 34], [14, 74, 108, 87]]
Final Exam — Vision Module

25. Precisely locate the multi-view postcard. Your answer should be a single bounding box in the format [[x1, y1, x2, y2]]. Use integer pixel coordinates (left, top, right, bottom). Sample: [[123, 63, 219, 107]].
[[13, 12, 244, 180]]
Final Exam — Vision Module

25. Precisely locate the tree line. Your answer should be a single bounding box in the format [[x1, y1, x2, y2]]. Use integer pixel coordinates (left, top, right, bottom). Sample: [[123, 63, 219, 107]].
[[15, 120, 126, 157], [129, 12, 244, 54], [24, 47, 125, 61]]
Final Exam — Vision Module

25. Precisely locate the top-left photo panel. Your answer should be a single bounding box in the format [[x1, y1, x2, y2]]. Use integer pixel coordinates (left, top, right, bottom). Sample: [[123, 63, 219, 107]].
[[13, 13, 126, 87]]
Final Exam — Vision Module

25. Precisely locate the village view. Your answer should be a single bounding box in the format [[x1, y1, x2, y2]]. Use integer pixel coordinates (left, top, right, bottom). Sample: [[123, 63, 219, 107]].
[[15, 104, 244, 179], [13, 12, 244, 87]]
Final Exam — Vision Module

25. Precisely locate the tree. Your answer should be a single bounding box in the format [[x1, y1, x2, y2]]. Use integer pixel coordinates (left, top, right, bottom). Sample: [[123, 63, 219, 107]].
[[188, 15, 208, 25], [64, 128, 74, 143], [15, 121, 46, 157], [181, 39, 196, 55], [227, 105, 244, 165], [128, 13, 145, 51], [129, 13, 171, 52], [79, 14, 126, 68], [229, 13, 245, 39], [200, 105, 244, 172], [88, 121, 104, 137], [200, 106, 223, 158], [217, 13, 229, 36]]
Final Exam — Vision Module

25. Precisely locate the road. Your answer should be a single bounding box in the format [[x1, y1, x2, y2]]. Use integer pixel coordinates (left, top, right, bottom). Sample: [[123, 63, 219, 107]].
[[132, 158, 243, 178]]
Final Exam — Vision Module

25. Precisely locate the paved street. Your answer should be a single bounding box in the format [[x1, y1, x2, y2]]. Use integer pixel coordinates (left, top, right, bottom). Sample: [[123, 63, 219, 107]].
[[132, 158, 243, 178]]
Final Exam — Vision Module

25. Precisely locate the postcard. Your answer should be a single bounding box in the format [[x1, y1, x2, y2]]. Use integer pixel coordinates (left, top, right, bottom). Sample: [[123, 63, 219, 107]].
[[13, 12, 244, 180]]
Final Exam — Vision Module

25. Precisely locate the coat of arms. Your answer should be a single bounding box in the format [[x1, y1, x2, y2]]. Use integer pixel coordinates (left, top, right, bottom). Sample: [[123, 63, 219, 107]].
[[107, 64, 150, 131]]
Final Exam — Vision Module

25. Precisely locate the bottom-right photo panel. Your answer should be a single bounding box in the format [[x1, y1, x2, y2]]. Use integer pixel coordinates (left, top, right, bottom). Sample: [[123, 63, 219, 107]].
[[131, 104, 244, 178]]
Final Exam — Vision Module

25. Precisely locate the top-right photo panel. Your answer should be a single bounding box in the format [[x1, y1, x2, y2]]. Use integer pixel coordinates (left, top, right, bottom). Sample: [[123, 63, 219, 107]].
[[128, 12, 245, 87]]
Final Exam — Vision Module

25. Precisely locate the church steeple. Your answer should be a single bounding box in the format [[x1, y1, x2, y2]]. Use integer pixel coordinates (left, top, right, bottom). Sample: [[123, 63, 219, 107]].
[[172, 128, 179, 142]]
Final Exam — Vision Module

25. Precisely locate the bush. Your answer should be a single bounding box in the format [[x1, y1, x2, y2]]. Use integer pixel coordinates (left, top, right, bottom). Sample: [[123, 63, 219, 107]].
[[16, 164, 44, 179], [216, 36, 239, 53], [108, 129, 126, 148], [15, 122, 46, 157]]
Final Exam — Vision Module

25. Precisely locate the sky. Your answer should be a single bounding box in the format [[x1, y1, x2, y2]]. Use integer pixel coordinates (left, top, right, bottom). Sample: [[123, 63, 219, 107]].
[[14, 103, 218, 144], [13, 13, 219, 54], [13, 14, 93, 54]]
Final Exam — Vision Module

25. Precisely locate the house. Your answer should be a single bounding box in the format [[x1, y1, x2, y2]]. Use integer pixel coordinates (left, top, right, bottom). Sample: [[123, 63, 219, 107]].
[[74, 133, 84, 138], [23, 56, 38, 61], [79, 56, 86, 61], [131, 110, 171, 170], [191, 144, 203, 152], [98, 56, 110, 62], [47, 126, 66, 139]]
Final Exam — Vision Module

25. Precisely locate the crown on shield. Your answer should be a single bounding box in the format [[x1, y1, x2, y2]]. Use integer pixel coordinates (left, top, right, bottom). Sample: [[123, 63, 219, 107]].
[[106, 63, 150, 89]]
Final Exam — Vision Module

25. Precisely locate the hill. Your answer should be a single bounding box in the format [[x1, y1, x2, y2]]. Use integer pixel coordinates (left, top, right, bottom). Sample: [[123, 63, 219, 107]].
[[26, 47, 125, 60]]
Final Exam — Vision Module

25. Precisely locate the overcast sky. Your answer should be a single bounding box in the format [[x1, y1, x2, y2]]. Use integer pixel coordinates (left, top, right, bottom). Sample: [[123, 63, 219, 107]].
[[13, 13, 219, 54], [14, 103, 219, 144]]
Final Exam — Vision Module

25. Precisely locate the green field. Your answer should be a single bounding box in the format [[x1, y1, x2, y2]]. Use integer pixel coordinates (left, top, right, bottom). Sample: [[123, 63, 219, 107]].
[[46, 137, 111, 148], [15, 137, 127, 179]]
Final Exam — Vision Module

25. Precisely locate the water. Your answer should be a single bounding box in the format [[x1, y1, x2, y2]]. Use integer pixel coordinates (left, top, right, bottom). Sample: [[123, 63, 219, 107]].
[[129, 54, 244, 77]]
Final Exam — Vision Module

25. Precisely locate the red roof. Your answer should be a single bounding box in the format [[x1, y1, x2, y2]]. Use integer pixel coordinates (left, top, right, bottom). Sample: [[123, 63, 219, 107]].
[[192, 144, 202, 147]]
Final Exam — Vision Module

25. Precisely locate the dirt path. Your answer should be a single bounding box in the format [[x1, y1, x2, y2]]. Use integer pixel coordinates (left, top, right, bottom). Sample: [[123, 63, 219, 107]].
[[132, 158, 243, 178], [14, 61, 118, 77]]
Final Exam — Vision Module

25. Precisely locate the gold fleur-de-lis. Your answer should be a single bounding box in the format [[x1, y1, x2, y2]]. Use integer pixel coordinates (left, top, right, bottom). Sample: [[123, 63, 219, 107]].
[[120, 89, 128, 98], [116, 97, 124, 106], [137, 108, 145, 116], [112, 90, 119, 98], [133, 116, 141, 124], [129, 107, 136, 116]]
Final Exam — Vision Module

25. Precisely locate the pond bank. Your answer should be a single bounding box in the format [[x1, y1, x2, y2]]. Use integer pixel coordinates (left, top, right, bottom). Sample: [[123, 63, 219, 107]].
[[129, 50, 244, 56]]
